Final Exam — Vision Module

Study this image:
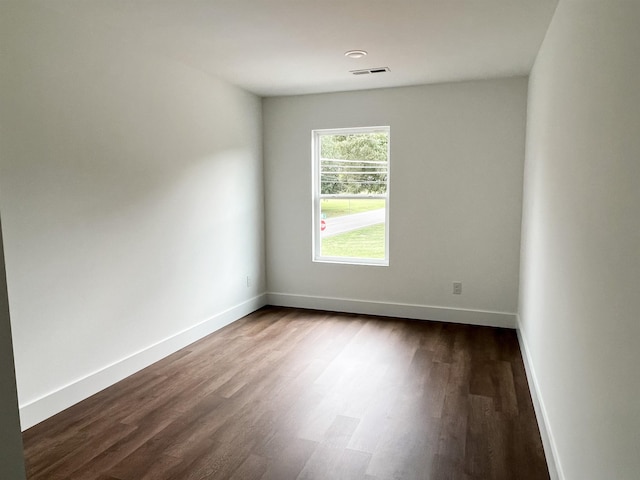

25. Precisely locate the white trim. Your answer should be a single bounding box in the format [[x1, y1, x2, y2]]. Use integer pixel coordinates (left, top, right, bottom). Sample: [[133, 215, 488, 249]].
[[311, 256, 389, 267], [267, 292, 516, 329], [516, 315, 565, 480], [19, 294, 267, 431]]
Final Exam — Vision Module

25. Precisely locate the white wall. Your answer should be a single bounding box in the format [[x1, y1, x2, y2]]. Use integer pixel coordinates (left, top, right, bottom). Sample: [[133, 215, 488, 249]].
[[263, 78, 527, 327], [0, 2, 265, 428], [519, 1, 640, 479], [0, 219, 26, 479]]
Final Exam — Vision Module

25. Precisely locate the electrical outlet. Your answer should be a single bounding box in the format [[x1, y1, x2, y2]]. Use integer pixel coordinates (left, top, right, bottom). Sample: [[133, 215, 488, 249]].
[[246, 275, 251, 288], [453, 282, 462, 295]]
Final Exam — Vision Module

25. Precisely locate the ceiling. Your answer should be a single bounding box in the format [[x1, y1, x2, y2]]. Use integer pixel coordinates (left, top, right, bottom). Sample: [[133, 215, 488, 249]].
[[41, 0, 559, 97]]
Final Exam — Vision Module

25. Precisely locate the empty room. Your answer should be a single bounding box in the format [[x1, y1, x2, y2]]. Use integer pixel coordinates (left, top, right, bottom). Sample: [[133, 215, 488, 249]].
[[1, 1, 638, 479]]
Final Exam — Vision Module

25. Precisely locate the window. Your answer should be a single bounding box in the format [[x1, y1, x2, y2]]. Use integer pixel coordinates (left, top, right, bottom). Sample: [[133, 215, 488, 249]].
[[312, 126, 390, 265]]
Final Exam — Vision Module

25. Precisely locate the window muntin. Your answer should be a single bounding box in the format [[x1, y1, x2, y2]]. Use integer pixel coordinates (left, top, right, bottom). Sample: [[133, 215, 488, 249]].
[[312, 127, 390, 265]]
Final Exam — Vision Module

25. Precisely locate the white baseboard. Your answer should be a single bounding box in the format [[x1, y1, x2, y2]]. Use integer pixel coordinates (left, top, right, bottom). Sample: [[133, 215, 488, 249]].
[[516, 316, 564, 480], [267, 292, 516, 329], [19, 294, 267, 431]]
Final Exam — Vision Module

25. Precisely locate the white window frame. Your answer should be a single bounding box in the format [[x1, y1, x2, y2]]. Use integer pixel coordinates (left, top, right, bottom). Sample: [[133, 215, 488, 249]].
[[312, 126, 390, 266]]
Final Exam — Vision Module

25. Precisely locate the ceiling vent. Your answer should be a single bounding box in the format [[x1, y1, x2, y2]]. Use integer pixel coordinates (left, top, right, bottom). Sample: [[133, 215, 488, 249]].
[[350, 67, 390, 75]]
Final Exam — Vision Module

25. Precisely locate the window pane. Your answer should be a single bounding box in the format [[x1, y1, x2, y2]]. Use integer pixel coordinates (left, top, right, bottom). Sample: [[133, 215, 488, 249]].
[[320, 198, 386, 259], [313, 127, 390, 265], [320, 133, 388, 195]]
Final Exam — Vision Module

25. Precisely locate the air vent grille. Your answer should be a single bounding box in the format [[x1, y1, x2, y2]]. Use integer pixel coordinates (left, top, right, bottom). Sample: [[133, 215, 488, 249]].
[[350, 67, 390, 75]]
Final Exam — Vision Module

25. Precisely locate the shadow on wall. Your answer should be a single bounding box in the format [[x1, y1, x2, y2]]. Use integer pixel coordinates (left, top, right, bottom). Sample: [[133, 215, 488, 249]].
[[0, 2, 264, 417]]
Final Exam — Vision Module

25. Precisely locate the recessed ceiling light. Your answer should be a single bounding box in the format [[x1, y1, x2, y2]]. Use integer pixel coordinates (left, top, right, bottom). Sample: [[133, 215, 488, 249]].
[[344, 50, 368, 59]]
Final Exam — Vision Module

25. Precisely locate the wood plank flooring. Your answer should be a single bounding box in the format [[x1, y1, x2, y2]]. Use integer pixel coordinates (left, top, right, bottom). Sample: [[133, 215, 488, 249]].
[[23, 307, 549, 480]]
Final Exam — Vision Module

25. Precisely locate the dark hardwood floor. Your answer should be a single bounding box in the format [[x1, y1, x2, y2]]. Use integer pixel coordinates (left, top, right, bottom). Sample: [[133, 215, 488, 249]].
[[23, 306, 549, 480]]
